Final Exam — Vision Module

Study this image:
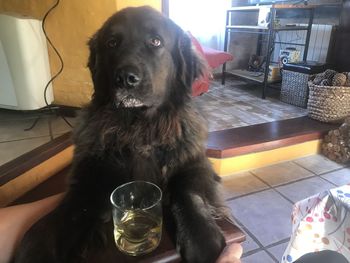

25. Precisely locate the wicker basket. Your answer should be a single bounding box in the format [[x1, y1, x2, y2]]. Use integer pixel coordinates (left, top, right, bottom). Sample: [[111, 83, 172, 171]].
[[280, 70, 309, 108], [308, 82, 350, 123]]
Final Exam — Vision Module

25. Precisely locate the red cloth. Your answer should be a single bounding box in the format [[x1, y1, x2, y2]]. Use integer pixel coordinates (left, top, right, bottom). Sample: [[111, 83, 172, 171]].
[[202, 46, 233, 69], [188, 33, 233, 96]]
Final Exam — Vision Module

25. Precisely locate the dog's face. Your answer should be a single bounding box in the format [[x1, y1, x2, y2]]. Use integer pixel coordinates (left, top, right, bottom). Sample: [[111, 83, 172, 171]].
[[88, 6, 204, 110]]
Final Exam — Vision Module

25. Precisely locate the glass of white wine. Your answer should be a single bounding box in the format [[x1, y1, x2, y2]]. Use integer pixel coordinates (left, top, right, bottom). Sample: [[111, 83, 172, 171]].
[[110, 181, 162, 256]]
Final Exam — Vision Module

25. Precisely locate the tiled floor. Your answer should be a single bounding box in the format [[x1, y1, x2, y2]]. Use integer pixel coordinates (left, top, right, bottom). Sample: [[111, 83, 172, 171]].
[[222, 154, 350, 262], [0, 109, 75, 166], [194, 78, 307, 132]]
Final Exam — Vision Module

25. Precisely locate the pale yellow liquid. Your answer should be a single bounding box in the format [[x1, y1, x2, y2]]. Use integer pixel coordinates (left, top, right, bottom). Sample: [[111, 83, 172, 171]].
[[114, 210, 162, 256]]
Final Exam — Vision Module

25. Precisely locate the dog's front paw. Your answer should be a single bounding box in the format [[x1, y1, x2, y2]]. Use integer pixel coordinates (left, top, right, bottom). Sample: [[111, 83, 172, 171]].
[[177, 226, 226, 263]]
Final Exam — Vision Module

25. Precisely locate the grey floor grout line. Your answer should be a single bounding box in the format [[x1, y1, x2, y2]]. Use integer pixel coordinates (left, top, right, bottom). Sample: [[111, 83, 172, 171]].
[[271, 187, 297, 205], [249, 165, 338, 204], [290, 160, 346, 187], [316, 176, 339, 187], [249, 169, 321, 191], [231, 215, 289, 262], [291, 160, 320, 175], [272, 174, 318, 188], [226, 172, 323, 204], [291, 159, 347, 177], [225, 186, 272, 202], [233, 209, 292, 262], [243, 248, 279, 262], [249, 170, 275, 187], [264, 238, 290, 250], [0, 132, 70, 144], [253, 165, 340, 188], [0, 115, 50, 121], [231, 216, 264, 255], [264, 248, 280, 263], [241, 248, 263, 258], [0, 135, 53, 144], [263, 237, 291, 262], [316, 166, 348, 176]]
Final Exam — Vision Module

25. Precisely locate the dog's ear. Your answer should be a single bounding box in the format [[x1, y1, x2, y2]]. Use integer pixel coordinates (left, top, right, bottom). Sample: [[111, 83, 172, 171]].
[[87, 34, 99, 81], [87, 33, 109, 104], [176, 31, 207, 88]]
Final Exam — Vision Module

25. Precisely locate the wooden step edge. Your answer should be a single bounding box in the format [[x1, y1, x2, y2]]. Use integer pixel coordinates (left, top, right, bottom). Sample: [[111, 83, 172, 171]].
[[206, 116, 337, 159], [0, 133, 73, 187], [206, 132, 324, 158], [209, 139, 322, 176]]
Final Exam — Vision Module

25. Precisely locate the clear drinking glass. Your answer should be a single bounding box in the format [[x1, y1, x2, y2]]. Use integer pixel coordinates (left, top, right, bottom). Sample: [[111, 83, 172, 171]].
[[110, 181, 162, 256]]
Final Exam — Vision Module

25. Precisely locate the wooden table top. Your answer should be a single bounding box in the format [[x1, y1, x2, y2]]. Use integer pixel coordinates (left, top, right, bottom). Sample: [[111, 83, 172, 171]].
[[86, 218, 245, 263], [12, 167, 246, 262]]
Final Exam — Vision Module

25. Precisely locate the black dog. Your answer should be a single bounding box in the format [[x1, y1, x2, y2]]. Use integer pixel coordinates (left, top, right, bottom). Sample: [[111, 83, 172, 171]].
[[14, 6, 228, 263]]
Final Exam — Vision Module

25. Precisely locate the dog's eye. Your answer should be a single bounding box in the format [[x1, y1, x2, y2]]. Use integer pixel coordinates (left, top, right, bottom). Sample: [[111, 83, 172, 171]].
[[107, 38, 118, 48], [148, 37, 162, 47]]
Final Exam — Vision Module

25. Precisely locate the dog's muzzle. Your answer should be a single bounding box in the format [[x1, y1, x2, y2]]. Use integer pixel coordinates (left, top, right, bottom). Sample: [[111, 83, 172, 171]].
[[117, 95, 144, 108], [114, 66, 147, 108]]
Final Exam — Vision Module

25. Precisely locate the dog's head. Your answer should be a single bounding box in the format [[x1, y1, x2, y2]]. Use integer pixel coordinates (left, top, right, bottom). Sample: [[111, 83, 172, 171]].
[[88, 6, 205, 110]]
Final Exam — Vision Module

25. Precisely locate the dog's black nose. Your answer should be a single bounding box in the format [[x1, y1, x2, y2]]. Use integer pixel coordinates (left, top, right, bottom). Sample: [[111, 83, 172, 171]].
[[115, 68, 141, 88], [126, 72, 140, 86]]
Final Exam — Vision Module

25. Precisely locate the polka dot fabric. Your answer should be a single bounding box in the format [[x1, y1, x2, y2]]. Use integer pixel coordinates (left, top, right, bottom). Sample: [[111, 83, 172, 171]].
[[282, 184, 350, 262]]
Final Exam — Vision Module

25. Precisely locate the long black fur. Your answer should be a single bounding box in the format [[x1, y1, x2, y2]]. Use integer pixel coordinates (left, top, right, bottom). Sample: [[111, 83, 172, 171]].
[[14, 6, 227, 263]]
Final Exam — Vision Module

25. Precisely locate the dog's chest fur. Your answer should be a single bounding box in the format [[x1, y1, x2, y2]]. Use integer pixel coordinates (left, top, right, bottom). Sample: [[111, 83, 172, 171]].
[[73, 104, 207, 182]]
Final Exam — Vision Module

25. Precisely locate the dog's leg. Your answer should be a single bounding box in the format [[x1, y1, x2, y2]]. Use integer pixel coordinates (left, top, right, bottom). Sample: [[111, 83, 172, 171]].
[[14, 155, 126, 263], [168, 158, 226, 263]]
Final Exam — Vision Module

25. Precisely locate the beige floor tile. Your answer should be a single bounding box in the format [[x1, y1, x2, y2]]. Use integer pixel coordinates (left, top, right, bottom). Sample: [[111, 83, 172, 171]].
[[242, 250, 275, 263], [0, 118, 49, 142], [0, 116, 74, 142], [321, 168, 350, 186], [276, 177, 335, 203], [0, 137, 51, 166], [222, 171, 269, 199], [252, 162, 314, 187], [0, 113, 75, 165], [293, 154, 344, 175], [227, 189, 293, 246]]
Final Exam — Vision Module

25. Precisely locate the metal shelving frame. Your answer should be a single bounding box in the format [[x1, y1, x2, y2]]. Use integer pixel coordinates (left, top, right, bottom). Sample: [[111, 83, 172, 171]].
[[221, 4, 315, 99]]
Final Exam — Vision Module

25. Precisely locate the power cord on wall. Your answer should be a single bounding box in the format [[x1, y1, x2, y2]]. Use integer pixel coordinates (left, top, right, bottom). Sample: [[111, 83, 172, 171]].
[[25, 0, 74, 138], [42, 0, 64, 108]]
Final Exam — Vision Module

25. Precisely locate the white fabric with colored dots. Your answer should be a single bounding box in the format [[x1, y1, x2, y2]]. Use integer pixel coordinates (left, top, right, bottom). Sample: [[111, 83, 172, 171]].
[[282, 184, 350, 262]]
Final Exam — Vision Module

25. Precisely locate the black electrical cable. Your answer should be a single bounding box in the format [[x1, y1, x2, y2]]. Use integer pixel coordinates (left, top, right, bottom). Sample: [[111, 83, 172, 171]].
[[25, 0, 73, 134], [41, 0, 73, 128], [42, 0, 64, 108], [41, 0, 73, 127]]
